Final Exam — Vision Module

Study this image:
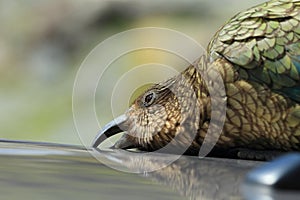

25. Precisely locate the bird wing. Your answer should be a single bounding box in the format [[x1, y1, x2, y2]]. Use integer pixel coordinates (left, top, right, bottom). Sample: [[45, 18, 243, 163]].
[[208, 0, 300, 102]]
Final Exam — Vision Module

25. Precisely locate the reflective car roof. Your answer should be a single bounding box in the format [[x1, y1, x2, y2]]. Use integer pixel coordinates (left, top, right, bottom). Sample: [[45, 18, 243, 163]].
[[0, 140, 264, 200]]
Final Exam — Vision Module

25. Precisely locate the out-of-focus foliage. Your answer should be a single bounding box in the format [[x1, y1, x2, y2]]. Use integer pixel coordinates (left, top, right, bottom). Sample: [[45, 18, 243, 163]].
[[0, 0, 265, 144]]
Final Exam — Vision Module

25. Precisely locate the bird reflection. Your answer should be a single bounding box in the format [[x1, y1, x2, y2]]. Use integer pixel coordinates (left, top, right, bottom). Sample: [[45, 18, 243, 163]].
[[93, 149, 262, 200]]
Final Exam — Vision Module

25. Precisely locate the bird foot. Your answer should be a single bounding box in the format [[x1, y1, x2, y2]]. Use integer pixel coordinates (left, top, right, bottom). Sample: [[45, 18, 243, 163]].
[[208, 147, 286, 161], [235, 148, 286, 161]]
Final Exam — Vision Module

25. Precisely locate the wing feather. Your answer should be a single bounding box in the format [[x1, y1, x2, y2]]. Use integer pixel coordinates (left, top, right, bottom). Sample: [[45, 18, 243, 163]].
[[208, 0, 300, 102]]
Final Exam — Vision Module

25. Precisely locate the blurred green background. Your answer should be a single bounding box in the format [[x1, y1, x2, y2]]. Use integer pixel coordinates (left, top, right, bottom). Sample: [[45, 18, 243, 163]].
[[0, 0, 266, 145]]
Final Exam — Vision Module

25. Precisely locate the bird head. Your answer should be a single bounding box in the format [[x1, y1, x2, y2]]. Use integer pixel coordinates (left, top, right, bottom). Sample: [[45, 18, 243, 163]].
[[92, 58, 213, 154]]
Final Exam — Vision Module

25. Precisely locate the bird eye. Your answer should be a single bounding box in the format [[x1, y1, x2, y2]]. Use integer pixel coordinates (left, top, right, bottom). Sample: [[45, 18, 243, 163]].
[[143, 91, 156, 107]]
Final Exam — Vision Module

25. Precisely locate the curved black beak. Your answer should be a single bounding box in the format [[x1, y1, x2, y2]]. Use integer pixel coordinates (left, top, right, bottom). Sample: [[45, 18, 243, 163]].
[[92, 115, 127, 148]]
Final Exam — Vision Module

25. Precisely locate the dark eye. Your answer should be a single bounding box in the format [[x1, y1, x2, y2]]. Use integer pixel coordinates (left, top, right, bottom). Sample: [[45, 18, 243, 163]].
[[143, 91, 156, 107]]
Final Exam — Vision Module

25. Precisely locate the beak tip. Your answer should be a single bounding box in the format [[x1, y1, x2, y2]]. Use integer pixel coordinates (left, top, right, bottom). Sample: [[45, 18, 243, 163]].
[[91, 142, 99, 148], [90, 114, 128, 148]]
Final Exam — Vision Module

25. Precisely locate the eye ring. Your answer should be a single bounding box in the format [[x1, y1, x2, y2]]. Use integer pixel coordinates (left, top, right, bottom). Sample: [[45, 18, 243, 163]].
[[142, 91, 156, 107]]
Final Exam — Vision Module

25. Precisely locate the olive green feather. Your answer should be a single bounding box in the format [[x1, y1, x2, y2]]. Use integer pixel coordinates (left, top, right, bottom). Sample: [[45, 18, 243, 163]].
[[209, 0, 300, 102]]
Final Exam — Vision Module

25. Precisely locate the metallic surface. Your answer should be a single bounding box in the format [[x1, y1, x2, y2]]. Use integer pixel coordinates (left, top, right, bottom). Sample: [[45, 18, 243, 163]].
[[0, 140, 262, 200], [244, 153, 300, 190]]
